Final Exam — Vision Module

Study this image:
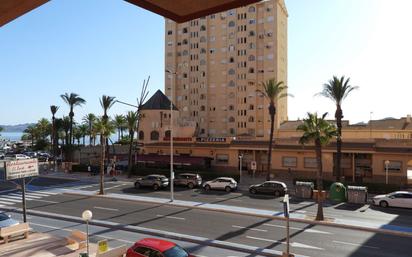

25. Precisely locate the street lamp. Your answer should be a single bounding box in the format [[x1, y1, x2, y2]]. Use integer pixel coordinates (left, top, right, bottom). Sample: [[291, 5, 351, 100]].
[[238, 154, 243, 184], [82, 210, 93, 257], [58, 145, 62, 171], [385, 160, 390, 185], [166, 68, 176, 202]]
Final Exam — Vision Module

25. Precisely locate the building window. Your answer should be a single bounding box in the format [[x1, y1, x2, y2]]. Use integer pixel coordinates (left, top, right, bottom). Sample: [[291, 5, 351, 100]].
[[248, 6, 256, 13], [150, 131, 159, 141], [248, 55, 255, 61], [248, 116, 254, 122], [167, 30, 173, 35], [165, 130, 171, 138], [216, 154, 229, 164], [282, 157, 297, 168], [304, 157, 318, 168], [249, 68, 255, 73], [200, 36, 206, 43], [229, 105, 234, 111], [249, 31, 255, 37], [229, 116, 235, 122], [200, 25, 206, 31], [385, 161, 402, 172], [228, 69, 235, 75], [249, 43, 255, 49], [182, 28, 188, 33], [228, 81, 235, 87], [228, 21, 236, 27], [138, 131, 144, 140]]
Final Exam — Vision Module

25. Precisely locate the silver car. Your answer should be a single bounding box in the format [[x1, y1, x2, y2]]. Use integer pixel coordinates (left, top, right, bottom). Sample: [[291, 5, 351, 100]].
[[0, 213, 19, 228], [373, 191, 412, 208], [203, 177, 237, 192], [134, 175, 169, 190]]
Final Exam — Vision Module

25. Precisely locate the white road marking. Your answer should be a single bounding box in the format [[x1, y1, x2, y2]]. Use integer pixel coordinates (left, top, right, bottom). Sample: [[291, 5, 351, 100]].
[[246, 236, 324, 250], [0, 198, 21, 203], [156, 214, 186, 220], [263, 224, 332, 235], [31, 191, 59, 195], [104, 185, 124, 190], [232, 225, 268, 232], [94, 234, 134, 244], [94, 206, 119, 211], [0, 201, 15, 205], [215, 197, 228, 200], [10, 193, 42, 199], [1, 195, 38, 200], [333, 240, 380, 249]]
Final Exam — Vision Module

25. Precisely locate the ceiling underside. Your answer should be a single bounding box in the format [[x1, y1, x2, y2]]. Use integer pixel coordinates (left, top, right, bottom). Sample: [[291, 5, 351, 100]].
[[0, 0, 262, 27]]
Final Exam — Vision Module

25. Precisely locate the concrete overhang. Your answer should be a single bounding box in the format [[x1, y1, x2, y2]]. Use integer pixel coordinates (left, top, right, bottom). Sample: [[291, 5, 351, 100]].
[[0, 0, 262, 27]]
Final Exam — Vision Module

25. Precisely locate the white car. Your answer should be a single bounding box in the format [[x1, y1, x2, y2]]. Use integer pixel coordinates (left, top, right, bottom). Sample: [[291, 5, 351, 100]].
[[373, 191, 412, 208], [15, 154, 30, 160], [203, 177, 237, 192]]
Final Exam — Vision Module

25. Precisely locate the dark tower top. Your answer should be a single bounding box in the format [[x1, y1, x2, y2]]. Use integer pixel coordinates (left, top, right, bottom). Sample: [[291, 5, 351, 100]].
[[141, 90, 178, 111]]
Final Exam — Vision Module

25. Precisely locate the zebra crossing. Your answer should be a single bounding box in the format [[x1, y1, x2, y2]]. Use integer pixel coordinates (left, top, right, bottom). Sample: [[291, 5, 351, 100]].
[[0, 190, 60, 207]]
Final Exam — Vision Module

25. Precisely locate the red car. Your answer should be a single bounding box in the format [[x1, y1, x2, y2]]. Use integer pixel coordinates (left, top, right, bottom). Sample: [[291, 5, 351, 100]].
[[126, 238, 195, 257]]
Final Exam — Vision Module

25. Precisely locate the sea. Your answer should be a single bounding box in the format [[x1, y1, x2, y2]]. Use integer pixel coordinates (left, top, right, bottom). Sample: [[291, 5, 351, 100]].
[[0, 132, 119, 144]]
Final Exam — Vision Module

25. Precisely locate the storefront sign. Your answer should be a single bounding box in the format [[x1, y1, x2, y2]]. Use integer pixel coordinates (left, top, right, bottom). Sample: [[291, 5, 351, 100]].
[[163, 137, 193, 142], [196, 137, 227, 143], [5, 159, 39, 180]]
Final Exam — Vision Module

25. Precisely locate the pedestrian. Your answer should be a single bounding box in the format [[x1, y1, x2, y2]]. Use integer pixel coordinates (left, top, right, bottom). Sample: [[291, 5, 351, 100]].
[[88, 164, 92, 176]]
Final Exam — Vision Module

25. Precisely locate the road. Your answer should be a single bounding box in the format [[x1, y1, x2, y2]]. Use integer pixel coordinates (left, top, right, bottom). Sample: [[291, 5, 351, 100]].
[[0, 178, 411, 257]]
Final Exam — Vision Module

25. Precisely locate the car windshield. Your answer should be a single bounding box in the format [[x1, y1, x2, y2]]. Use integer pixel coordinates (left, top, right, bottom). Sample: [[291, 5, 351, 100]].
[[0, 213, 9, 221], [163, 245, 188, 257]]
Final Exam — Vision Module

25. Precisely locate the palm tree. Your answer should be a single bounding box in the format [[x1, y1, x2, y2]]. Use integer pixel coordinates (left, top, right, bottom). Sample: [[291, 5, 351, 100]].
[[78, 124, 89, 145], [50, 105, 59, 157], [257, 78, 289, 180], [297, 112, 337, 221], [318, 76, 358, 181], [114, 114, 126, 142], [60, 93, 86, 146], [83, 113, 96, 146], [126, 111, 138, 175], [94, 117, 115, 195], [24, 125, 37, 147], [100, 95, 116, 163], [62, 116, 71, 146]]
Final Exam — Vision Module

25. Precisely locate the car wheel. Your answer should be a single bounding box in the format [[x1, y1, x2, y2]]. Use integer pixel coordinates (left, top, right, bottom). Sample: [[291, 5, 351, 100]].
[[153, 184, 159, 190], [250, 188, 257, 194], [204, 185, 211, 191], [379, 201, 389, 208], [188, 182, 195, 189], [225, 186, 232, 192], [134, 182, 141, 189], [274, 191, 281, 197]]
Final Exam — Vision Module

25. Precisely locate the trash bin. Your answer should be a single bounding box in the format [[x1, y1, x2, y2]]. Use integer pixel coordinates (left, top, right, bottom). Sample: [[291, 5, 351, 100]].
[[347, 186, 368, 204], [329, 182, 347, 202], [295, 181, 314, 199]]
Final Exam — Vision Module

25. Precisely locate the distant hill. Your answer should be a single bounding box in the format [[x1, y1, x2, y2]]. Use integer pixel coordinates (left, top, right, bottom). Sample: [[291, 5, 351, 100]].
[[0, 123, 34, 132]]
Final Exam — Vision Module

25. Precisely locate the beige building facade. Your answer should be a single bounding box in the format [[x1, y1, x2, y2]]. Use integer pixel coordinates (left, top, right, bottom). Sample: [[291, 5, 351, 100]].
[[165, 0, 288, 139]]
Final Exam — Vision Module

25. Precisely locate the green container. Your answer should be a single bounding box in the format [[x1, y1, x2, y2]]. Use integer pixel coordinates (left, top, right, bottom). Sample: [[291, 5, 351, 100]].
[[329, 182, 347, 202]]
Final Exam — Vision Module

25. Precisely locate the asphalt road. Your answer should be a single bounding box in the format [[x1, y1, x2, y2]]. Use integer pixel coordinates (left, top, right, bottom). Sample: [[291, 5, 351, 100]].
[[1, 185, 411, 257], [60, 180, 412, 229]]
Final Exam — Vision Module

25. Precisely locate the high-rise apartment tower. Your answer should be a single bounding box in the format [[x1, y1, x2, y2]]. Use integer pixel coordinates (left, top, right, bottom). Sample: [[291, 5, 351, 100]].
[[165, 0, 288, 139]]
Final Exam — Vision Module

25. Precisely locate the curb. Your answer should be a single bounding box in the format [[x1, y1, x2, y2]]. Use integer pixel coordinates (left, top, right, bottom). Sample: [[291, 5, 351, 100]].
[[0, 206, 291, 257], [61, 190, 412, 239]]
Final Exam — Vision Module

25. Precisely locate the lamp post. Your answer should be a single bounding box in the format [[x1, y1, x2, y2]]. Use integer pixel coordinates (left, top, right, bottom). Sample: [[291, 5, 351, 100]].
[[238, 154, 243, 184], [166, 68, 176, 202], [82, 210, 93, 257], [385, 160, 390, 185], [58, 145, 62, 171]]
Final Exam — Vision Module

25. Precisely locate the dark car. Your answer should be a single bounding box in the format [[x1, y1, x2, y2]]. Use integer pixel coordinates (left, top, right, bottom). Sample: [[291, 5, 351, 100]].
[[174, 173, 202, 188], [249, 181, 287, 196], [135, 175, 169, 190]]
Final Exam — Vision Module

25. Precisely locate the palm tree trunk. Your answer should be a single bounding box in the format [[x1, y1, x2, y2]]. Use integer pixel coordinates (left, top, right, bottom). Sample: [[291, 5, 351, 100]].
[[99, 134, 105, 195], [118, 129, 121, 142], [315, 139, 324, 221], [335, 105, 343, 182], [127, 130, 134, 176], [267, 104, 276, 180]]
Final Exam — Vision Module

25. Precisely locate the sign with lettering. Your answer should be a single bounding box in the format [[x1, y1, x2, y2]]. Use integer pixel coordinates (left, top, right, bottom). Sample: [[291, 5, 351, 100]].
[[5, 159, 39, 180], [163, 137, 192, 142], [98, 239, 108, 253], [196, 137, 227, 143]]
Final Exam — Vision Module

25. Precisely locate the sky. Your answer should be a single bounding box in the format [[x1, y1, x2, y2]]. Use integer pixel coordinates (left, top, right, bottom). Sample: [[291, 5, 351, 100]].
[[0, 0, 411, 125]]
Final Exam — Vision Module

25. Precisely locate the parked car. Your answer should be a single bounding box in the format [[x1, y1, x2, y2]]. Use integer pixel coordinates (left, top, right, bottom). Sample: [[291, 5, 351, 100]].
[[14, 154, 30, 160], [203, 177, 237, 192], [373, 191, 412, 208], [174, 173, 202, 188], [0, 213, 19, 228], [126, 238, 195, 257], [249, 181, 287, 197], [23, 151, 37, 158], [135, 175, 169, 190]]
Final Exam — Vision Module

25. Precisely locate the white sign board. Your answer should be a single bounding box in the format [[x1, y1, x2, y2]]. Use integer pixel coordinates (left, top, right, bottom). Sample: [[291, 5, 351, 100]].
[[5, 159, 39, 180], [251, 161, 257, 170]]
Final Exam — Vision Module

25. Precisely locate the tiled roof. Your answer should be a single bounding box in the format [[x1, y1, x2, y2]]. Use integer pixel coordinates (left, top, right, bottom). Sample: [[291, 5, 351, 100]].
[[141, 90, 178, 111]]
